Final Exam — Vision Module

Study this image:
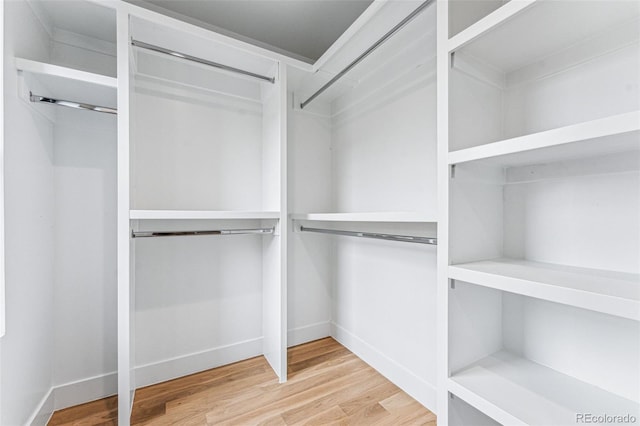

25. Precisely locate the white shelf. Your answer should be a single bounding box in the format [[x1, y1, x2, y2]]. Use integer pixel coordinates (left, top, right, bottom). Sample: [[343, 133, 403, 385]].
[[290, 212, 436, 223], [448, 0, 536, 52], [130, 210, 280, 220], [15, 58, 117, 107], [449, 351, 640, 426], [448, 111, 640, 167], [449, 1, 640, 73], [449, 259, 640, 321]]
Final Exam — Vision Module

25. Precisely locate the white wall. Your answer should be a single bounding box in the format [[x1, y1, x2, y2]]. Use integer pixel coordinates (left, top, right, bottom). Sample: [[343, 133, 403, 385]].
[[332, 80, 438, 215], [330, 77, 438, 408], [52, 108, 118, 395], [1, 1, 55, 424], [132, 87, 264, 211], [287, 102, 333, 345], [134, 219, 267, 386]]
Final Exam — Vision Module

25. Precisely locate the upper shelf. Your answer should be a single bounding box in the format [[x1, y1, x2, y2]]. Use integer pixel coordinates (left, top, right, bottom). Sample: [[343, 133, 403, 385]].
[[449, 0, 640, 73], [448, 111, 640, 166], [131, 210, 280, 220], [16, 58, 117, 109], [291, 212, 436, 223], [449, 259, 640, 321]]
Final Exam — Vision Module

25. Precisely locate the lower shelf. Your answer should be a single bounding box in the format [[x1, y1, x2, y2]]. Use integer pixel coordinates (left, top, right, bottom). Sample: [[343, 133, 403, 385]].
[[449, 351, 640, 426]]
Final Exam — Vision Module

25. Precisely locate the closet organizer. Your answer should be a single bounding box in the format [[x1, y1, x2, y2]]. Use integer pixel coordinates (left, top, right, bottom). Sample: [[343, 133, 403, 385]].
[[439, 1, 640, 424], [121, 13, 288, 425]]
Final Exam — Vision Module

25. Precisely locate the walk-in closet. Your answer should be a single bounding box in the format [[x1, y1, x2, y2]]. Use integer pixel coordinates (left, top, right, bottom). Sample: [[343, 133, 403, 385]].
[[1, 0, 638, 425]]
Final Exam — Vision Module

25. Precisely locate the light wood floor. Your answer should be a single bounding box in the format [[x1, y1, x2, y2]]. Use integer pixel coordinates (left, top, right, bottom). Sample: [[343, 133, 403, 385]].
[[49, 338, 436, 425]]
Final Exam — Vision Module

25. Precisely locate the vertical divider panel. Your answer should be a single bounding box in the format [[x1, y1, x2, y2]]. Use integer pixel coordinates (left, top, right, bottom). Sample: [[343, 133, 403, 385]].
[[262, 63, 288, 382], [117, 9, 133, 426], [436, 0, 451, 423], [0, 0, 5, 339]]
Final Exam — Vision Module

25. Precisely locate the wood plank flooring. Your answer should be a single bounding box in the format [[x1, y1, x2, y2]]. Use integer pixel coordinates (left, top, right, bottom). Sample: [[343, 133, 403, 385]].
[[49, 338, 436, 425]]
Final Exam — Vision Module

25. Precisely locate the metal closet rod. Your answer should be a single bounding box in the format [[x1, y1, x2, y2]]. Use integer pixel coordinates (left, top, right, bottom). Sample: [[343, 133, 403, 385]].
[[300, 0, 434, 110], [132, 227, 275, 239], [29, 92, 117, 115], [131, 39, 276, 84], [300, 226, 437, 245]]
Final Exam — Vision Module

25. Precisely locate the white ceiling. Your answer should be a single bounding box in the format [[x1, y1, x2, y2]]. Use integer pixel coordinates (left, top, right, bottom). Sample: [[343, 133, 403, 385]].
[[125, 0, 374, 63]]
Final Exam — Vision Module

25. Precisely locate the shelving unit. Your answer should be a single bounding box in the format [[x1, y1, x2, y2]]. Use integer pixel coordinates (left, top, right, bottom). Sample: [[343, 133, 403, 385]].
[[439, 0, 640, 424], [120, 12, 288, 425], [449, 351, 640, 426]]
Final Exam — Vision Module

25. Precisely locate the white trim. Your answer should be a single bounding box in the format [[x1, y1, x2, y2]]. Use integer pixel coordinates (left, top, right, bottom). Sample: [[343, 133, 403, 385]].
[[26, 388, 54, 426], [287, 321, 332, 347], [134, 337, 263, 388], [53, 373, 118, 411], [312, 0, 388, 72], [331, 322, 438, 414]]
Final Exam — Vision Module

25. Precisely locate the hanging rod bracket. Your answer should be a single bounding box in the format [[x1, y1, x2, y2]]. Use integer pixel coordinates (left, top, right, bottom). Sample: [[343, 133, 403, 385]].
[[299, 0, 435, 109], [131, 39, 276, 84]]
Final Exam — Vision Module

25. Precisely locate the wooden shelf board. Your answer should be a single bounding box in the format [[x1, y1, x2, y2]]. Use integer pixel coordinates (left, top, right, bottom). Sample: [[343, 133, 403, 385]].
[[448, 111, 640, 167], [449, 259, 640, 321], [290, 212, 436, 223], [130, 210, 280, 220], [449, 351, 640, 426]]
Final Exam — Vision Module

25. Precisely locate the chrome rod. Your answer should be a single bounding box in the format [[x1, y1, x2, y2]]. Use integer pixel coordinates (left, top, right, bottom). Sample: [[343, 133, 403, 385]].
[[29, 92, 117, 115], [131, 39, 276, 84], [300, 226, 437, 245], [132, 227, 275, 239], [300, 0, 434, 109]]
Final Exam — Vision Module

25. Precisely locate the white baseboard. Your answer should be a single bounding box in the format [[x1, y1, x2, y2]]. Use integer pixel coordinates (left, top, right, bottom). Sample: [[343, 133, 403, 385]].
[[331, 322, 438, 414], [134, 337, 263, 388], [54, 372, 118, 411], [288, 321, 331, 347], [27, 387, 54, 426]]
